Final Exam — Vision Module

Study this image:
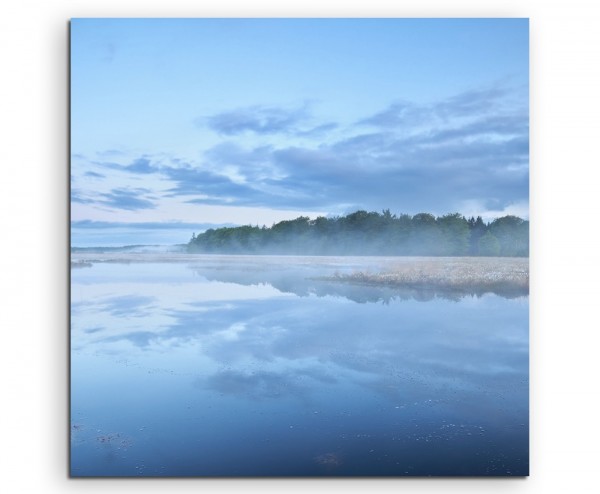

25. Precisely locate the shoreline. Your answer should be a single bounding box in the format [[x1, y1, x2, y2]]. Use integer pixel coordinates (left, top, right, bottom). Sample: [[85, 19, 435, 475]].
[[71, 253, 528, 295]]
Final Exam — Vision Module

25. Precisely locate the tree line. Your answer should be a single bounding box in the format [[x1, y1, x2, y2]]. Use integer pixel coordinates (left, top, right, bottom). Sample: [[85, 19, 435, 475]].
[[187, 209, 529, 257]]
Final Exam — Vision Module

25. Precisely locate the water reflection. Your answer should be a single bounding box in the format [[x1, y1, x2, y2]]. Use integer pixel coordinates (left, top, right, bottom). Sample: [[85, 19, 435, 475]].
[[189, 262, 527, 302], [71, 258, 528, 476]]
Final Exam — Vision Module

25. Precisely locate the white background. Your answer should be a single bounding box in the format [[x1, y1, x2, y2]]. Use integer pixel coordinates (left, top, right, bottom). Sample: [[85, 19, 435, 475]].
[[1, 0, 599, 493]]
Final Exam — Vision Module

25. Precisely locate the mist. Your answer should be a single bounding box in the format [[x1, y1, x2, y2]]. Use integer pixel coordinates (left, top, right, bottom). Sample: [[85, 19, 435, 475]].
[[187, 210, 529, 257]]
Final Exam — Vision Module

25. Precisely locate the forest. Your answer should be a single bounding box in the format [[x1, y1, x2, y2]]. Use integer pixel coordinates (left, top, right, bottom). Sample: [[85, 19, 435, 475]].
[[187, 210, 529, 257]]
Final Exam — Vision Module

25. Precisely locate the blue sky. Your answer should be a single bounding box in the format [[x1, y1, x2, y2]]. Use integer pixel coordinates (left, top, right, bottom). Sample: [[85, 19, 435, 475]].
[[71, 18, 529, 246]]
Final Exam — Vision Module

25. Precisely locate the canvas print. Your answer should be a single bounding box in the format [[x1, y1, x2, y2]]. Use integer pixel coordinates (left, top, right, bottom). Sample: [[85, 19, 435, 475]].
[[70, 18, 529, 476]]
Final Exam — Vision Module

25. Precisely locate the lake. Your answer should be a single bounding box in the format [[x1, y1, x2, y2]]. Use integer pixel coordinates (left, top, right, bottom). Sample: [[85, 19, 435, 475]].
[[70, 255, 529, 476]]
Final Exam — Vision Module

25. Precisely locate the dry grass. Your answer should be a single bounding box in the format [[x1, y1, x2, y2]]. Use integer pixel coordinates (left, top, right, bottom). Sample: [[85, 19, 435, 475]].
[[324, 257, 529, 293]]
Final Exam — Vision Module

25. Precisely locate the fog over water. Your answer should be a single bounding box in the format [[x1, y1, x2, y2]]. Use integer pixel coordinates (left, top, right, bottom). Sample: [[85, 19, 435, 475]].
[[71, 255, 528, 476]]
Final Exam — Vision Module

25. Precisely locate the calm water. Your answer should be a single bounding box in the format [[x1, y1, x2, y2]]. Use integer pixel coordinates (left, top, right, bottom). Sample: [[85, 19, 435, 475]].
[[70, 256, 529, 477]]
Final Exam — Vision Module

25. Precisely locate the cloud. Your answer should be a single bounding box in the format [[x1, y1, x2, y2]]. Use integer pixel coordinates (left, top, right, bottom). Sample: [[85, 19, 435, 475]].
[[203, 105, 308, 135], [261, 109, 528, 213], [358, 101, 432, 128], [295, 122, 339, 138], [88, 152, 286, 208], [84, 171, 105, 178], [163, 166, 253, 198], [98, 187, 157, 210], [204, 143, 275, 181], [71, 189, 96, 204], [71, 220, 235, 230], [359, 86, 515, 129], [124, 158, 155, 174], [417, 114, 528, 145], [434, 86, 509, 119], [97, 157, 159, 175], [202, 105, 338, 138], [74, 84, 528, 217]]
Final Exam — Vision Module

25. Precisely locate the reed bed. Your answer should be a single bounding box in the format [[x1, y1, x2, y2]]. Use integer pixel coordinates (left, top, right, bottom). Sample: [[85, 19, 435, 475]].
[[323, 257, 529, 293]]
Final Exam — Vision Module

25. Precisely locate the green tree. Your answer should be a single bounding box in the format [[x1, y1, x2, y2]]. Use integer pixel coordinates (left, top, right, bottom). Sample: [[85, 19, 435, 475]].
[[437, 213, 470, 255], [478, 231, 501, 256], [410, 213, 444, 255], [467, 216, 487, 255], [489, 215, 528, 256], [187, 209, 528, 257]]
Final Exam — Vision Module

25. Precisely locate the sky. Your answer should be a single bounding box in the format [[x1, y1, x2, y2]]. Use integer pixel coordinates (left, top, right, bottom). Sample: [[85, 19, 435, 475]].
[[70, 18, 529, 246]]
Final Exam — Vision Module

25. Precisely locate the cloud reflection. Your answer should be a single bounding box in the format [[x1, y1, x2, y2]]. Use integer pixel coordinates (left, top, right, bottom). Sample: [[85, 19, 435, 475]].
[[71, 261, 528, 416]]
